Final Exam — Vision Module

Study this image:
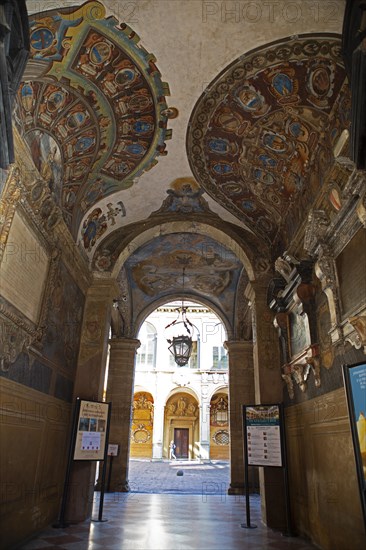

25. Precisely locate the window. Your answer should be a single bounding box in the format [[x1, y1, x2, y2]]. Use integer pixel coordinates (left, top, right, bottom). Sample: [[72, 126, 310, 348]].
[[188, 340, 198, 369], [136, 322, 156, 369], [212, 346, 227, 369]]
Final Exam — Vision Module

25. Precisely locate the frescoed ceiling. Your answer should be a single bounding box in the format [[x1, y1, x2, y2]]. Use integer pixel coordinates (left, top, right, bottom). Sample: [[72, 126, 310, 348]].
[[15, 0, 172, 234], [22, 0, 348, 325], [186, 35, 350, 246]]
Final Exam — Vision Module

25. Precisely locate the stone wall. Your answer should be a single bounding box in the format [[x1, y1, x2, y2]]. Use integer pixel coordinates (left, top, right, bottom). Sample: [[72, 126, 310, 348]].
[[285, 388, 365, 550], [0, 132, 91, 547]]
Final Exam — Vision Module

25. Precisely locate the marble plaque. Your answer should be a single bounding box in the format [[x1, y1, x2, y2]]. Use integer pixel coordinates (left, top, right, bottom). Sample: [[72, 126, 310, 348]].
[[1, 211, 49, 322]]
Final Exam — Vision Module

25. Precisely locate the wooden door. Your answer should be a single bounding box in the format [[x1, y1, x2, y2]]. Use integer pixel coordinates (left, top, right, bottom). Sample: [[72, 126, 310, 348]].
[[174, 428, 189, 458]]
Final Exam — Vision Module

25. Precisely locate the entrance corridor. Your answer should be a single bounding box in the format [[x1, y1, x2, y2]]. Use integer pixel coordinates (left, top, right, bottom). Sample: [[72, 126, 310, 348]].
[[17, 460, 318, 550]]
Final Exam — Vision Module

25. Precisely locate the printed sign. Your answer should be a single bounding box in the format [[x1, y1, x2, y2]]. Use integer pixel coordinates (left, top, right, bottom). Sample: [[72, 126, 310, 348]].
[[244, 405, 282, 467], [108, 444, 119, 456], [74, 400, 110, 461]]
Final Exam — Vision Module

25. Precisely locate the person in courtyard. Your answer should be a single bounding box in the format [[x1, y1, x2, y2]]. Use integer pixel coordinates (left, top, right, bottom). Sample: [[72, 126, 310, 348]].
[[169, 440, 176, 459]]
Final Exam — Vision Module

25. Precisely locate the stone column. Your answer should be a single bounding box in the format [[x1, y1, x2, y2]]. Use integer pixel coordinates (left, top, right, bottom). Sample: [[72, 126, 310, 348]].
[[245, 281, 286, 531], [67, 278, 119, 523], [224, 340, 255, 494], [106, 337, 140, 491]]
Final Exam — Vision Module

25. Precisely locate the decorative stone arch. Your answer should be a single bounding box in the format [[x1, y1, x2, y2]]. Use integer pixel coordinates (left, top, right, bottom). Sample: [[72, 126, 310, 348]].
[[134, 295, 231, 342], [207, 384, 228, 403]]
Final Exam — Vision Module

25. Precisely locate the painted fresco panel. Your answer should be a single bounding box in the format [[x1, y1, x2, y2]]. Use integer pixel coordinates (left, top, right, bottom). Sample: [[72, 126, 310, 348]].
[[42, 261, 85, 373]]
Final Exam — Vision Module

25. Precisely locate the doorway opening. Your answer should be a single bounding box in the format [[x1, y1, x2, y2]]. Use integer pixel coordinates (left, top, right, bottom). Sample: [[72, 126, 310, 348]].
[[128, 300, 230, 493], [174, 428, 189, 458]]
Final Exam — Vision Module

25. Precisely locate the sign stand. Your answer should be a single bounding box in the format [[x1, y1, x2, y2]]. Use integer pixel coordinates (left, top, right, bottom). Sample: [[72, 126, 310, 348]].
[[53, 398, 81, 528], [54, 398, 112, 527], [241, 425, 256, 529], [92, 403, 112, 523], [241, 403, 294, 535], [106, 444, 119, 492]]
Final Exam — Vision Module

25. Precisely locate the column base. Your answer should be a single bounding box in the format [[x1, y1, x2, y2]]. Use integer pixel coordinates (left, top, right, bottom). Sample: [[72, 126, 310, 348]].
[[228, 483, 245, 495], [108, 480, 130, 492]]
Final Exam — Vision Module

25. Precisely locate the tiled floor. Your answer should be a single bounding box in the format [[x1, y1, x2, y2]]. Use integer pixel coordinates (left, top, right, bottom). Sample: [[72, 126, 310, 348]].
[[18, 460, 318, 550]]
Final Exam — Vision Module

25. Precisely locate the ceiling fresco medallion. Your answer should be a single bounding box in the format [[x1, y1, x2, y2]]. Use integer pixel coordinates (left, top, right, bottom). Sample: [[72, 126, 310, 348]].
[[15, 0, 173, 235], [187, 35, 350, 245], [124, 233, 243, 313]]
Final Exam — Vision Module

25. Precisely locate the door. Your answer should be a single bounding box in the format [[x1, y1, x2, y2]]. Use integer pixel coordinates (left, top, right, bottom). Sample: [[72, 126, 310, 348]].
[[174, 428, 189, 458]]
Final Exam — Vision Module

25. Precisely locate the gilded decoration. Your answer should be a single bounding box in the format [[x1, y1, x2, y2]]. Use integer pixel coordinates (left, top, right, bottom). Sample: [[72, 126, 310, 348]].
[[166, 396, 198, 418], [131, 392, 154, 444], [187, 35, 349, 247], [15, 0, 173, 236], [210, 394, 229, 426]]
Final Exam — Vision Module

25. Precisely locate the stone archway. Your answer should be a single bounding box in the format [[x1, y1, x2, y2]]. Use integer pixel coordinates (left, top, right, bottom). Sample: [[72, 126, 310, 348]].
[[164, 393, 199, 460]]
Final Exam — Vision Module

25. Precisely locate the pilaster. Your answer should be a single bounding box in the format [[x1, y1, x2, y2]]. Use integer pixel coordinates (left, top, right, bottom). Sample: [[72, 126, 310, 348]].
[[245, 281, 286, 531], [224, 340, 255, 494], [106, 337, 140, 491], [66, 278, 119, 523]]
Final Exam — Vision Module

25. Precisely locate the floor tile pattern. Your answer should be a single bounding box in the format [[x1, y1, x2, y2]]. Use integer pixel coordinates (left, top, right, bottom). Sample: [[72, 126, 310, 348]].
[[18, 461, 317, 550]]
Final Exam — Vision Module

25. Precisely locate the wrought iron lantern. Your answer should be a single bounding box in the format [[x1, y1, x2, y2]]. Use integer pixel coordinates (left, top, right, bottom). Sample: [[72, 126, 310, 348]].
[[167, 332, 193, 367], [165, 267, 193, 367]]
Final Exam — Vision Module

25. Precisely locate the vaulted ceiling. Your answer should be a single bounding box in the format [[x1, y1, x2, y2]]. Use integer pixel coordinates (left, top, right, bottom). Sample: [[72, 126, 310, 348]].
[[21, 0, 348, 328]]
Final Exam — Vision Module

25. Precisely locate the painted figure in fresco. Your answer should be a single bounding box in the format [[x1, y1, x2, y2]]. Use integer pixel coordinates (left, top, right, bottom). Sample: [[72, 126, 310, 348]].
[[111, 300, 125, 337], [81, 208, 107, 250], [165, 183, 204, 213], [169, 440, 177, 460]]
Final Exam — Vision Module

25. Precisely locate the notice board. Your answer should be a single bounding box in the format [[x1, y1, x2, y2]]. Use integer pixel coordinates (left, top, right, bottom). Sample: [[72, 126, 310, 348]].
[[243, 404, 283, 467], [73, 399, 110, 461]]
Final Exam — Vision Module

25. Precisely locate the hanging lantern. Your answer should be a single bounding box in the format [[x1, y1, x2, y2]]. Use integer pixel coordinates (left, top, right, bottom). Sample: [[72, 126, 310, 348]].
[[167, 334, 193, 366], [165, 267, 193, 367]]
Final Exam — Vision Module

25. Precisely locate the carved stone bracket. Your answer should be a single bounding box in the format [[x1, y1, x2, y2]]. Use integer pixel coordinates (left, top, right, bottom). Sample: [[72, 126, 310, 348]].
[[345, 315, 366, 353], [314, 245, 342, 343], [304, 209, 330, 257], [281, 344, 321, 399]]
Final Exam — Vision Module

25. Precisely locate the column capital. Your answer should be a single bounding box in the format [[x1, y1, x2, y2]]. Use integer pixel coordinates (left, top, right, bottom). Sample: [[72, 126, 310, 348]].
[[224, 340, 253, 354], [109, 337, 140, 352], [245, 279, 272, 303], [88, 276, 120, 300]]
